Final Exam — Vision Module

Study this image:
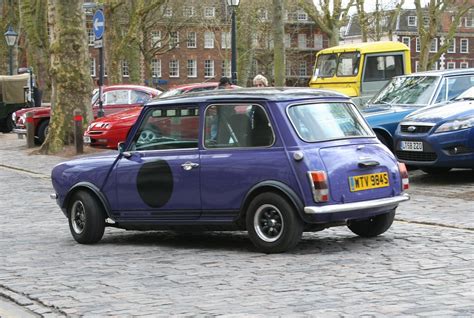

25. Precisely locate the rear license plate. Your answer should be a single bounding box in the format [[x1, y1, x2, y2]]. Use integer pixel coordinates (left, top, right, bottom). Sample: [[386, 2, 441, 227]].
[[83, 136, 91, 144], [349, 172, 389, 192], [400, 141, 423, 152]]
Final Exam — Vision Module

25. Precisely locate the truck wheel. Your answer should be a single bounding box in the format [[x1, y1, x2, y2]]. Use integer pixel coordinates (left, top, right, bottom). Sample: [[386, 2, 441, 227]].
[[68, 190, 105, 244], [36, 120, 49, 144], [0, 114, 14, 133], [348, 209, 395, 237], [246, 192, 303, 253]]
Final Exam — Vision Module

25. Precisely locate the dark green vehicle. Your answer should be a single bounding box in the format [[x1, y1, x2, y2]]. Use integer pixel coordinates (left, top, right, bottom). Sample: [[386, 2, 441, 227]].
[[0, 72, 35, 133]]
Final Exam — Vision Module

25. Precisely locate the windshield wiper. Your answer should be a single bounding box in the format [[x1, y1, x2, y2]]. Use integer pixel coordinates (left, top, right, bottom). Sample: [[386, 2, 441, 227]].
[[454, 97, 474, 101]]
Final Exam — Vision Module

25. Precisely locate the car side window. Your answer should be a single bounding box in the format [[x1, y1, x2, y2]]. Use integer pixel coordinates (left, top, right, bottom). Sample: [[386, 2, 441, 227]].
[[363, 55, 404, 82], [130, 91, 152, 104], [104, 90, 130, 105], [131, 107, 199, 151], [204, 104, 274, 148], [446, 75, 474, 100]]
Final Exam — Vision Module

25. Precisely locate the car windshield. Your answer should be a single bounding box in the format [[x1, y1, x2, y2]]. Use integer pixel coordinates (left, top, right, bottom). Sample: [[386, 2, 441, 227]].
[[369, 75, 440, 106], [160, 88, 185, 98], [315, 54, 337, 77], [288, 102, 373, 142]]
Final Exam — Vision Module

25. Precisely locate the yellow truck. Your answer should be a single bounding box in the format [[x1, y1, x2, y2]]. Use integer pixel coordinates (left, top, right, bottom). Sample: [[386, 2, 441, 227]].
[[309, 41, 411, 105]]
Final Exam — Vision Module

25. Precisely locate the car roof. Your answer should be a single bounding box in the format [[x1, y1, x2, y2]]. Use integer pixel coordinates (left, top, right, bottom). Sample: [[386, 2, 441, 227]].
[[169, 82, 219, 90], [400, 68, 474, 77], [146, 88, 350, 107], [317, 41, 409, 55], [103, 84, 161, 95]]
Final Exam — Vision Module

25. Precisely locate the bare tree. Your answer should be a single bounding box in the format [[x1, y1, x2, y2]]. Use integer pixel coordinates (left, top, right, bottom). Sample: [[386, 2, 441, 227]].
[[40, 0, 92, 154], [299, 0, 355, 47], [415, 0, 473, 71], [273, 0, 285, 86]]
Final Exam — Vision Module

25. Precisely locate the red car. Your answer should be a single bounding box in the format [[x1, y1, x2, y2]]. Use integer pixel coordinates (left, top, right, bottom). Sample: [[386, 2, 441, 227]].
[[13, 85, 161, 144], [84, 82, 237, 149]]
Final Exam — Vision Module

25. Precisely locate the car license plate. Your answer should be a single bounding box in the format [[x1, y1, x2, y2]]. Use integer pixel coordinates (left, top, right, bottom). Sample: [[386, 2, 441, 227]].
[[400, 141, 423, 152], [349, 172, 389, 192], [83, 136, 91, 144]]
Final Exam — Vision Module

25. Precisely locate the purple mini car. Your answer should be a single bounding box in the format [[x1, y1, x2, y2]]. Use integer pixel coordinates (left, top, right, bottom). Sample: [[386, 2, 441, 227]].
[[51, 88, 409, 253]]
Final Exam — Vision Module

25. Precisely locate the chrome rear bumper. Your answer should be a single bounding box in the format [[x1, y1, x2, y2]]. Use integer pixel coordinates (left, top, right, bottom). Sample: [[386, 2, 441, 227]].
[[304, 193, 410, 214]]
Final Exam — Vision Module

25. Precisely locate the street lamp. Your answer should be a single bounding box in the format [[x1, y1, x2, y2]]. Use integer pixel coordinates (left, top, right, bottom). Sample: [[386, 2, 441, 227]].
[[4, 25, 18, 75], [226, 0, 240, 84]]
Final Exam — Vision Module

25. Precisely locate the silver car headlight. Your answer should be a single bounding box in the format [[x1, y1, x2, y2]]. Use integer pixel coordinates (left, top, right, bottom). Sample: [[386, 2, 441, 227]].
[[11, 112, 16, 122], [434, 116, 474, 133]]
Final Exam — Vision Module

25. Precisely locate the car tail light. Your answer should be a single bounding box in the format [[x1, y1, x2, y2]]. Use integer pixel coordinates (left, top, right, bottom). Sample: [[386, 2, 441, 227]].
[[308, 171, 329, 202], [398, 162, 409, 191]]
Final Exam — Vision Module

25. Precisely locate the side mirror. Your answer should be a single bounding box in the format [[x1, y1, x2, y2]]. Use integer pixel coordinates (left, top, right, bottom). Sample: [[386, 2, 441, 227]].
[[118, 142, 125, 153]]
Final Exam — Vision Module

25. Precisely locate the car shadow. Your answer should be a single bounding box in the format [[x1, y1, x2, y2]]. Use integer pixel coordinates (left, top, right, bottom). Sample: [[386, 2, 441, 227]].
[[99, 229, 394, 255], [409, 168, 474, 185]]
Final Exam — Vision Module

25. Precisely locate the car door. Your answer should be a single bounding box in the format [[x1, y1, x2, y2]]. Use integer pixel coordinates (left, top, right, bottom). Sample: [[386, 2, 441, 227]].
[[107, 105, 201, 221]]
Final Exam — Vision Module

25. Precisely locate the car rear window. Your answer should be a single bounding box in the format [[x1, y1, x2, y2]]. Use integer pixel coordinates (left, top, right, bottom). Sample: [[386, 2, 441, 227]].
[[288, 102, 372, 142]]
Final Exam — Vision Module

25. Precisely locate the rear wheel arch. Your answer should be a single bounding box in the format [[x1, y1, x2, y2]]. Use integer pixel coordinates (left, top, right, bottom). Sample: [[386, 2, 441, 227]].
[[64, 183, 112, 219], [373, 128, 393, 151], [239, 181, 305, 228]]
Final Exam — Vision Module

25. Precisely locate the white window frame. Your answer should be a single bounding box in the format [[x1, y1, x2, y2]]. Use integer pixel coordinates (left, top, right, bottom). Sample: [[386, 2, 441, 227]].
[[152, 31, 162, 48], [187, 32, 197, 48], [204, 7, 215, 19], [221, 31, 231, 49], [164, 7, 172, 17], [447, 38, 456, 53], [204, 31, 215, 49], [314, 34, 323, 49], [447, 61, 456, 69], [298, 33, 307, 49], [299, 61, 308, 76], [204, 60, 214, 78], [88, 28, 95, 46], [416, 37, 420, 52], [187, 59, 197, 78], [170, 32, 179, 48], [297, 10, 308, 21], [122, 60, 129, 77], [465, 16, 474, 28], [408, 16, 417, 27], [460, 61, 469, 69], [183, 6, 195, 17], [221, 60, 231, 78], [90, 58, 96, 77], [460, 38, 469, 53], [402, 36, 411, 49], [151, 59, 161, 78], [430, 38, 438, 53], [169, 60, 179, 78]]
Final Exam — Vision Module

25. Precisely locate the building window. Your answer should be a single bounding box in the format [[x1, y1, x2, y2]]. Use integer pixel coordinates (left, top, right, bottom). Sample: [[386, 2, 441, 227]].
[[297, 10, 308, 21], [183, 6, 195, 17], [299, 61, 308, 76], [187, 59, 197, 78], [169, 60, 179, 77], [151, 59, 161, 78], [465, 16, 474, 27], [298, 34, 307, 49], [401, 36, 410, 49], [430, 38, 438, 53], [460, 62, 469, 68], [460, 38, 469, 53], [204, 32, 215, 49], [447, 38, 456, 53], [415, 61, 420, 72], [314, 34, 323, 49], [258, 9, 268, 21], [221, 31, 231, 49], [423, 16, 430, 26], [416, 37, 420, 52], [170, 32, 179, 48], [187, 32, 197, 48], [152, 31, 161, 48], [204, 7, 215, 18], [87, 27, 95, 46], [122, 60, 129, 77], [90, 58, 96, 77], [284, 34, 291, 48], [447, 61, 456, 69], [408, 16, 417, 27], [163, 7, 172, 17], [431, 62, 438, 70], [204, 60, 214, 78], [221, 60, 231, 78]]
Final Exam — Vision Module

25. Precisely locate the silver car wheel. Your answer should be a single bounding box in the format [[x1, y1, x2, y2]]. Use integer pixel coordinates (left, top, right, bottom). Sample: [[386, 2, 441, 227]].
[[71, 200, 86, 234], [254, 204, 284, 243]]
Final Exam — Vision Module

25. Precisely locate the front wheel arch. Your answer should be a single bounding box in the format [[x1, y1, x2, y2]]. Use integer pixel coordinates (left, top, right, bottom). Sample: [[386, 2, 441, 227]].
[[64, 183, 113, 220]]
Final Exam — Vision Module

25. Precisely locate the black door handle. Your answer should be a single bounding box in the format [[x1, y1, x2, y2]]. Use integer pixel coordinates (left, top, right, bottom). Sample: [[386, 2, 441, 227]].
[[358, 160, 380, 168]]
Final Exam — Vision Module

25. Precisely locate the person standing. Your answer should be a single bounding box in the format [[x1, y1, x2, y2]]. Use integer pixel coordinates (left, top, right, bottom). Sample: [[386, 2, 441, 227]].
[[253, 74, 268, 87]]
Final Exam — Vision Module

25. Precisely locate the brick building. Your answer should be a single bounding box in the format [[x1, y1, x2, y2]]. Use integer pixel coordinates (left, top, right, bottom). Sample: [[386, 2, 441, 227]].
[[85, 0, 327, 89]]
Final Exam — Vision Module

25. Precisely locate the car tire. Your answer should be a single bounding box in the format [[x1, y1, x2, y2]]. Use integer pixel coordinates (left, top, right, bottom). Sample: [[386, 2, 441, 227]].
[[0, 114, 14, 133], [36, 120, 49, 145], [246, 192, 303, 253], [421, 167, 451, 175], [68, 190, 105, 244], [347, 209, 395, 237]]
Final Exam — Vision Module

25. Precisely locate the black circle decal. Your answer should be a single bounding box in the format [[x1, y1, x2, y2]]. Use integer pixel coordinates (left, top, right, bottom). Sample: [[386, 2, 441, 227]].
[[136, 160, 173, 208]]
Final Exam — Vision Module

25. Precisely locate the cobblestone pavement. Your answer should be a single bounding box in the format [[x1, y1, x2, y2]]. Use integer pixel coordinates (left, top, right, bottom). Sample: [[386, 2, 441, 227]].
[[0, 133, 473, 317]]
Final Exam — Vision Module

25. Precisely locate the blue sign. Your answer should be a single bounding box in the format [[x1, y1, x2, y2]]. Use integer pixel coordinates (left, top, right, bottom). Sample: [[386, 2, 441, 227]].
[[93, 10, 105, 39]]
